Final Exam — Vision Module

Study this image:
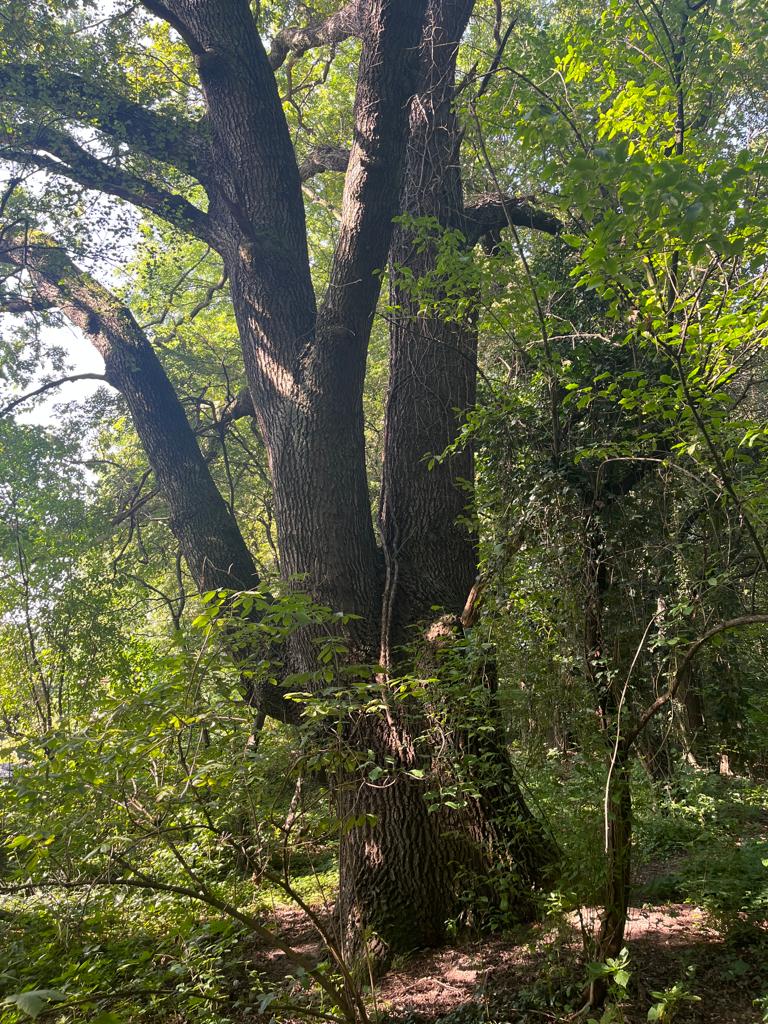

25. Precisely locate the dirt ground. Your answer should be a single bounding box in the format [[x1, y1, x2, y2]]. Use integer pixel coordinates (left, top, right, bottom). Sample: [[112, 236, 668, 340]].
[[251, 900, 766, 1024]]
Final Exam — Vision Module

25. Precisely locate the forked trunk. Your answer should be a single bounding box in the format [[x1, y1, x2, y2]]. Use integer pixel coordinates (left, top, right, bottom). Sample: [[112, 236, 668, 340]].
[[329, 0, 550, 964], [4, 0, 553, 967]]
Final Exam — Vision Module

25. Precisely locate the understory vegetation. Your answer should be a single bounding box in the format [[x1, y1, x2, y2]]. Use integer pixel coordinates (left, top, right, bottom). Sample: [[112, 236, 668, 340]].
[[1, 0, 767, 1021]]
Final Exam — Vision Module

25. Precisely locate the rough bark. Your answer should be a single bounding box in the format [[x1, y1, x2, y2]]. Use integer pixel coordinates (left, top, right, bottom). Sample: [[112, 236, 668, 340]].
[[332, 2, 480, 962], [334, 0, 551, 964], [150, 0, 426, 664], [268, 1, 365, 70], [380, 0, 478, 646]]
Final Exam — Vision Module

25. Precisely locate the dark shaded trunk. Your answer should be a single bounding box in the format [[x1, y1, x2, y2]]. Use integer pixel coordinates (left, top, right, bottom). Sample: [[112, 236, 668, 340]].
[[336, 716, 459, 962], [676, 661, 710, 767], [380, 0, 478, 646], [333, 1, 549, 965], [597, 746, 632, 964]]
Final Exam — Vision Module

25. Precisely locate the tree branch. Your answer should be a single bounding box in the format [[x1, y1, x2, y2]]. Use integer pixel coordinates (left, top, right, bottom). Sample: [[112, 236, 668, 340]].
[[462, 192, 562, 246], [0, 230, 258, 595], [0, 373, 107, 418], [0, 874, 344, 1008], [268, 1, 365, 70], [0, 63, 207, 181], [139, 0, 207, 56], [319, 0, 428, 344], [298, 144, 350, 181], [2, 124, 214, 243], [626, 613, 768, 747], [218, 386, 255, 425], [0, 229, 302, 725], [0, 292, 53, 314]]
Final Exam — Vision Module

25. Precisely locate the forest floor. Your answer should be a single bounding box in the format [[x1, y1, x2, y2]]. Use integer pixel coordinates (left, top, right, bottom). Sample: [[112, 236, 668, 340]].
[[245, 783, 768, 1024], [253, 889, 767, 1024]]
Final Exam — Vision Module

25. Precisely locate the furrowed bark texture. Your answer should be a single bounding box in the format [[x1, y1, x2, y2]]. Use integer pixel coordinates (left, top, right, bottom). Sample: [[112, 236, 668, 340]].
[[161, 0, 426, 662], [381, 0, 478, 644], [337, 0, 549, 962], [335, 1, 479, 960]]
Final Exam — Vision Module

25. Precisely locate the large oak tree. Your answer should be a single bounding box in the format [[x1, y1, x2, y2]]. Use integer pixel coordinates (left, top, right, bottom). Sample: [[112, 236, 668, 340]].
[[0, 0, 558, 960]]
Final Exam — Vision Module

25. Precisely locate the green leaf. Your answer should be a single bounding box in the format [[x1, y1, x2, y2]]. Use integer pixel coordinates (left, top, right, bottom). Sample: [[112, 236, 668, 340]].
[[614, 968, 631, 990], [2, 990, 66, 1019]]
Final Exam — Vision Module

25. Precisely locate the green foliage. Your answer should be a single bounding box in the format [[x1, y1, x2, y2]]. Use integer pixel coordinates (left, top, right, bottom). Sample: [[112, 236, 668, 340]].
[[647, 981, 701, 1023], [0, 589, 364, 1022], [1, 0, 768, 1018], [586, 948, 632, 1024]]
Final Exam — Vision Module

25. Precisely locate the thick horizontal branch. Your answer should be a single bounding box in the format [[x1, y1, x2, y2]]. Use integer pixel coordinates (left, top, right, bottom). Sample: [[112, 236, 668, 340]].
[[298, 144, 350, 181], [294, 148, 561, 251], [292, 150, 562, 242], [3, 125, 213, 242], [268, 1, 364, 70], [463, 192, 562, 244], [0, 63, 207, 181]]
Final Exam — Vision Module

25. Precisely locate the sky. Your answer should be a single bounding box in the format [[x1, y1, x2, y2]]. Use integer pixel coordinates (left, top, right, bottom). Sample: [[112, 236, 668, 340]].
[[14, 324, 108, 428]]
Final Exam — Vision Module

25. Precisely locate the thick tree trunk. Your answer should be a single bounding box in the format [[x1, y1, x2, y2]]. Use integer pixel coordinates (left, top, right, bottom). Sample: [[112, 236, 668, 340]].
[[333, 0, 549, 964], [380, 0, 477, 645], [336, 717, 460, 963]]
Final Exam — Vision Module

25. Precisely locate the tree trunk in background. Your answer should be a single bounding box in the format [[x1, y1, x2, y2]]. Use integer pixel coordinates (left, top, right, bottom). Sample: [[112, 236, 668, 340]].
[[676, 661, 710, 768]]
